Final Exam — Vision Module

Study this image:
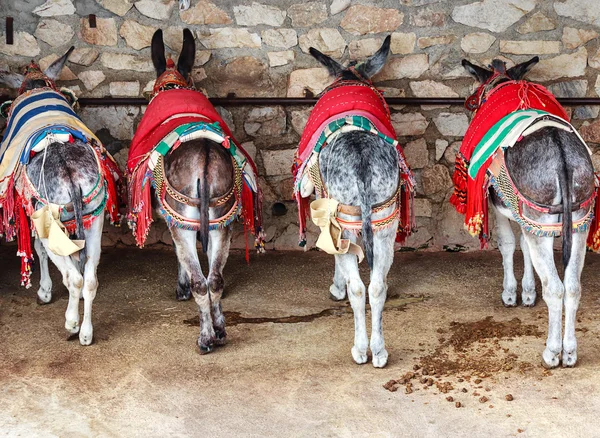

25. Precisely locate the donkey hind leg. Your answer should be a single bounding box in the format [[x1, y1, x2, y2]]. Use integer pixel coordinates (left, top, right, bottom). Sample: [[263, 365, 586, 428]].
[[207, 226, 232, 345], [522, 233, 564, 368], [329, 258, 347, 301], [369, 225, 396, 368], [171, 227, 213, 352], [78, 217, 103, 345], [174, 240, 192, 301], [34, 237, 53, 304], [41, 240, 84, 336], [562, 231, 587, 367], [335, 233, 368, 365], [520, 233, 537, 307], [495, 208, 518, 307]]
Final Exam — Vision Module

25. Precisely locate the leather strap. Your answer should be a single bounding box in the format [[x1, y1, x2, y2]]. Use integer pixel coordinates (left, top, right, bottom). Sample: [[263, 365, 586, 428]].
[[161, 155, 235, 208], [336, 181, 401, 217]]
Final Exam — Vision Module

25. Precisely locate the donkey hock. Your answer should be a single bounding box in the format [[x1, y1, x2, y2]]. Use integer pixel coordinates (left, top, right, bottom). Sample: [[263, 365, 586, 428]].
[[127, 29, 263, 353], [456, 57, 599, 368], [295, 36, 415, 368], [0, 48, 123, 346]]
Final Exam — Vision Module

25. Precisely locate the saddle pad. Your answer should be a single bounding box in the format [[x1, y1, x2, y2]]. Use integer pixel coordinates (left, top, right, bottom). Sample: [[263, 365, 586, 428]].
[[0, 89, 96, 198], [468, 110, 576, 179]]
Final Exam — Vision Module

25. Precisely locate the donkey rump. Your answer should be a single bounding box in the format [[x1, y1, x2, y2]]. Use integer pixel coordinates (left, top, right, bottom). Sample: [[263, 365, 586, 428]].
[[450, 79, 600, 248], [0, 87, 122, 287], [293, 81, 415, 247], [127, 88, 263, 253]]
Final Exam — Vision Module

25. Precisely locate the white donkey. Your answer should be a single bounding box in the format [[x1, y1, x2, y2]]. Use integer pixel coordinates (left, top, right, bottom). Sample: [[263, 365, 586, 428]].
[[461, 58, 597, 368], [298, 37, 414, 368], [0, 49, 121, 345]]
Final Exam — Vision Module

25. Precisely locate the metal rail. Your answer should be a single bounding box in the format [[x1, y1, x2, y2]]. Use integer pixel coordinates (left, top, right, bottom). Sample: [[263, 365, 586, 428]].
[[2, 96, 600, 107]]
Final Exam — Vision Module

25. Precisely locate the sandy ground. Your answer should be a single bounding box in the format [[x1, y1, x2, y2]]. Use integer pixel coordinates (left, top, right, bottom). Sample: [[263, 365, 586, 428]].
[[2, 245, 600, 437]]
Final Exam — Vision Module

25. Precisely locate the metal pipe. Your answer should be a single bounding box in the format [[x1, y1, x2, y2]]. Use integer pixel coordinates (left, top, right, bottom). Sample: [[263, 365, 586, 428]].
[[2, 95, 600, 107]]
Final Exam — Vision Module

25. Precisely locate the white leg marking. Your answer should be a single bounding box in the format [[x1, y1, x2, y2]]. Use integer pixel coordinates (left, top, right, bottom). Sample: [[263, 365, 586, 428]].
[[79, 218, 103, 346], [495, 208, 518, 307], [369, 227, 395, 368], [520, 233, 537, 307], [329, 256, 347, 301], [172, 228, 213, 351], [562, 231, 587, 367], [42, 241, 83, 335], [336, 239, 368, 365], [34, 238, 53, 304], [207, 226, 232, 344], [523, 233, 563, 368]]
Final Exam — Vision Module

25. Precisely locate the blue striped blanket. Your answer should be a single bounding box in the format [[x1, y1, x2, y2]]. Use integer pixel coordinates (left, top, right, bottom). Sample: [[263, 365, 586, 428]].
[[0, 88, 98, 197]]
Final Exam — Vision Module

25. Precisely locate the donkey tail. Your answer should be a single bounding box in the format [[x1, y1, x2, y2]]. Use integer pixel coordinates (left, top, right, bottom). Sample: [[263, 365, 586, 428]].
[[197, 145, 210, 253], [359, 168, 374, 269], [71, 182, 87, 274], [558, 142, 573, 268]]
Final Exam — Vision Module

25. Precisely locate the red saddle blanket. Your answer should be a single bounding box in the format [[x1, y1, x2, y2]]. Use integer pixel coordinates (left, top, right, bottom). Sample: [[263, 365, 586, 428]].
[[294, 83, 397, 166], [127, 89, 262, 255], [450, 81, 569, 246], [293, 82, 414, 246]]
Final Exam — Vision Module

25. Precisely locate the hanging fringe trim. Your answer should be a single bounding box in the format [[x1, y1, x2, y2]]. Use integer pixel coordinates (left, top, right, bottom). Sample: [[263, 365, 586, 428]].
[[15, 193, 33, 288]]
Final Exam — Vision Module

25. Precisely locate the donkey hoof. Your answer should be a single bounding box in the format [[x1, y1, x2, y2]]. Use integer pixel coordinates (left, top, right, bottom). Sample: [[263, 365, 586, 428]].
[[176, 288, 192, 301], [329, 284, 346, 301], [79, 333, 94, 346], [351, 346, 368, 365], [372, 349, 388, 368], [36, 292, 52, 305], [542, 349, 560, 369], [65, 320, 80, 334], [214, 329, 227, 346], [502, 293, 517, 307], [522, 292, 536, 307], [197, 343, 214, 355], [562, 350, 577, 368]]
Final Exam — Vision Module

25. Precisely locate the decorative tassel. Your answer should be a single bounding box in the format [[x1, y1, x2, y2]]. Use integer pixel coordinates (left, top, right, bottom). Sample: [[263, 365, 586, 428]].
[[15, 194, 33, 288], [587, 186, 600, 251]]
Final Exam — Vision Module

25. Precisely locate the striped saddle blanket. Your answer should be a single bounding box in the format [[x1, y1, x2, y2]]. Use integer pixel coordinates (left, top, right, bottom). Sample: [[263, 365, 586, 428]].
[[0, 88, 98, 198]]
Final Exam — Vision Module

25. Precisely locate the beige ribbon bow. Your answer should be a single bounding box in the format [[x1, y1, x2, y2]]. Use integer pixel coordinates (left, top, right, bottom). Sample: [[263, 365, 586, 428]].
[[31, 204, 85, 257], [310, 198, 364, 262]]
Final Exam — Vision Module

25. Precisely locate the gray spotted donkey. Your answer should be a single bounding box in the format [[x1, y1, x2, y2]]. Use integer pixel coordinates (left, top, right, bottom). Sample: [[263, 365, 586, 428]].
[[305, 36, 402, 368], [462, 58, 596, 368], [0, 49, 113, 345]]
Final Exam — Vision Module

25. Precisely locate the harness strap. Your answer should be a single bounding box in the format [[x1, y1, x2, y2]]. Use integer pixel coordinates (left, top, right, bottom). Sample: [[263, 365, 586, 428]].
[[160, 156, 235, 208], [153, 154, 243, 230], [336, 182, 401, 217]]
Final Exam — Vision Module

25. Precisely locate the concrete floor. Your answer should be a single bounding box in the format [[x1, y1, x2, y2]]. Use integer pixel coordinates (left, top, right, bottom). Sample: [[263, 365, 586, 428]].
[[2, 245, 600, 437]]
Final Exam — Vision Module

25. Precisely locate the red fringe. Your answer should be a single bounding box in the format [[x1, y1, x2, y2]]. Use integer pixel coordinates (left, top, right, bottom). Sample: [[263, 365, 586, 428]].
[[15, 193, 33, 288], [241, 182, 255, 264], [129, 163, 153, 248], [587, 186, 600, 251], [296, 192, 309, 246], [100, 154, 124, 225], [396, 184, 414, 245]]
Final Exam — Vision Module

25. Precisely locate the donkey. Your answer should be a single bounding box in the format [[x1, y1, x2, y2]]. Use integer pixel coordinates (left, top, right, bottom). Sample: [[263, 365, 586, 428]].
[[462, 57, 596, 368], [0, 49, 115, 345], [145, 30, 236, 353], [305, 37, 402, 368]]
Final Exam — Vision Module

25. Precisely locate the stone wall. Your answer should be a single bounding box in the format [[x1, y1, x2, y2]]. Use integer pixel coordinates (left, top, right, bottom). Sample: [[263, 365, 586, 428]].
[[2, 0, 600, 250]]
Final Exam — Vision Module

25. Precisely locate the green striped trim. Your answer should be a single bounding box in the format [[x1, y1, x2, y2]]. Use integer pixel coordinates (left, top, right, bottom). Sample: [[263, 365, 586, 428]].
[[468, 109, 548, 180], [314, 115, 397, 153]]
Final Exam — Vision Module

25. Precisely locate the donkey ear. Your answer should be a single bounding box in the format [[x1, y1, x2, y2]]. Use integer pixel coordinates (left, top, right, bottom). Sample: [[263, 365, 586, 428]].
[[506, 56, 539, 81], [309, 47, 343, 77], [462, 59, 493, 84], [356, 35, 391, 79], [44, 46, 74, 81], [151, 29, 167, 77], [177, 28, 195, 79], [0, 71, 25, 88]]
